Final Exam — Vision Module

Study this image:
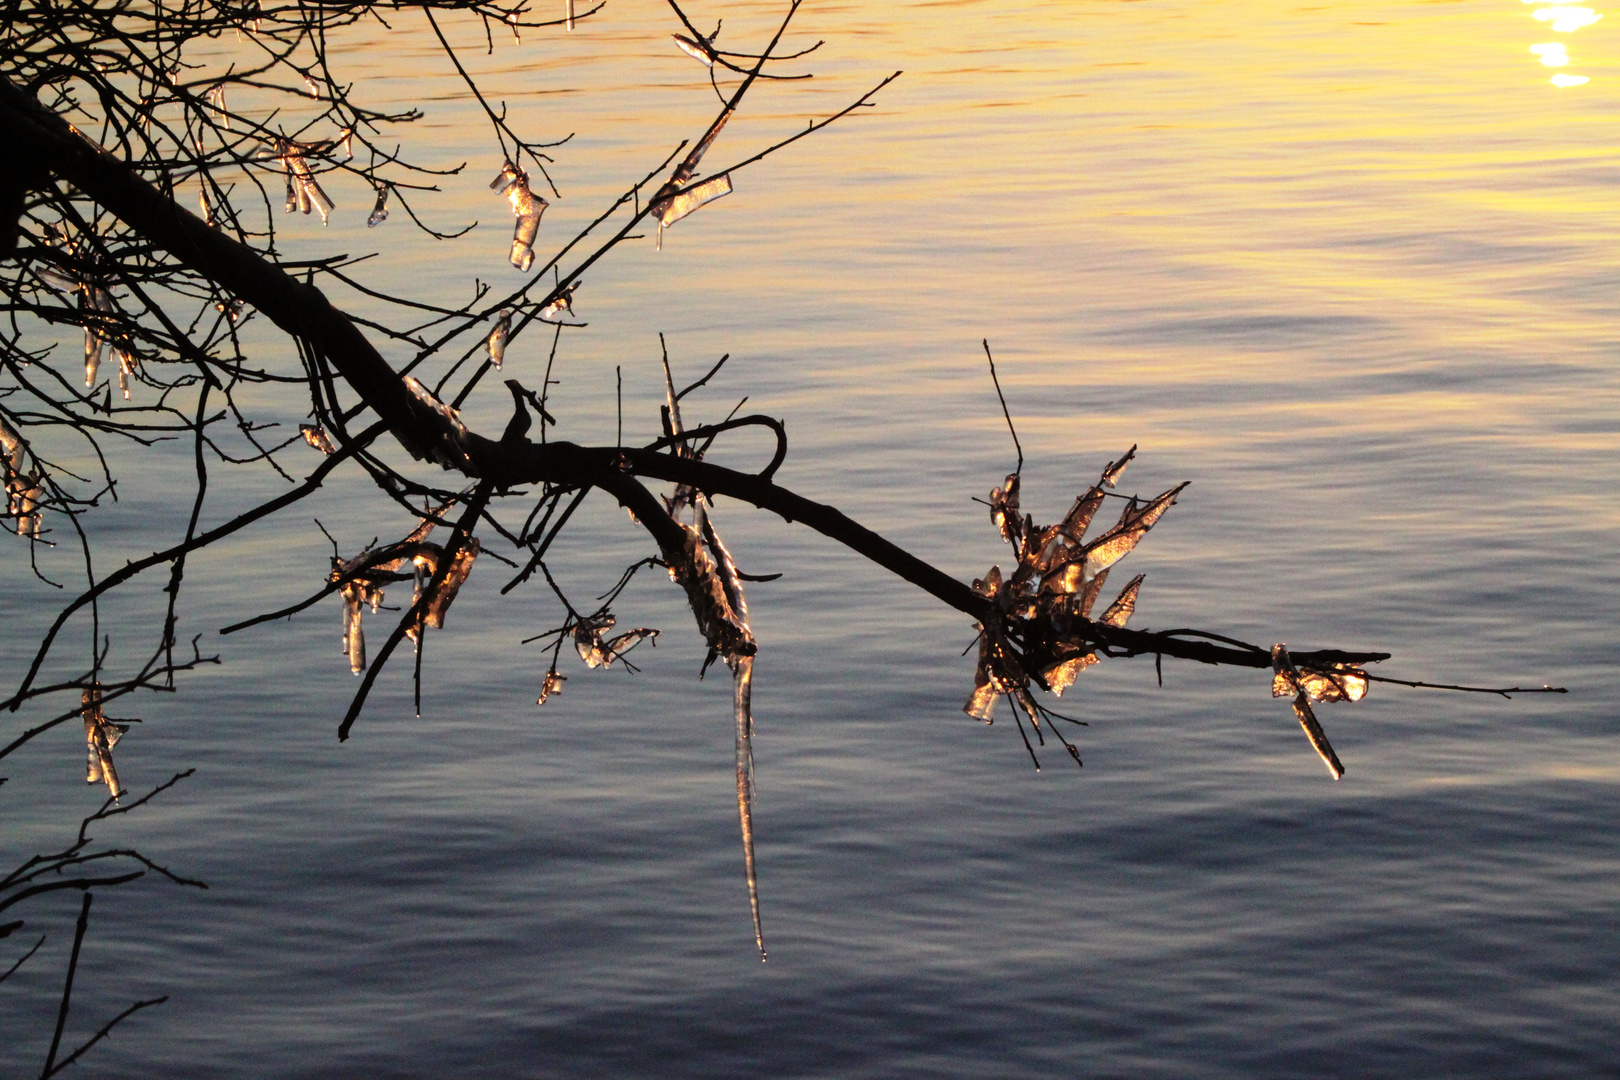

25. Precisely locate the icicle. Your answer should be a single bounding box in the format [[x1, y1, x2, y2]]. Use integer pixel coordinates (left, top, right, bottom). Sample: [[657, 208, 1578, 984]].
[[965, 622, 1024, 720], [674, 33, 716, 67], [734, 654, 765, 959], [301, 174, 335, 224], [367, 184, 390, 228], [340, 580, 368, 673], [339, 128, 353, 160], [507, 11, 521, 43], [1100, 445, 1136, 488], [83, 286, 109, 388], [536, 669, 565, 705], [1272, 662, 1368, 704], [538, 283, 577, 323], [491, 162, 547, 271], [16, 477, 40, 539], [1042, 648, 1098, 698], [565, 0, 574, 31], [656, 357, 767, 952], [82, 686, 128, 799], [208, 85, 229, 129], [303, 73, 320, 98], [1081, 482, 1188, 579], [655, 173, 731, 231], [412, 538, 479, 630], [570, 614, 659, 668], [299, 424, 336, 454], [1271, 645, 1345, 779], [649, 105, 736, 248], [486, 309, 511, 368], [573, 614, 614, 667], [0, 415, 22, 478], [1, 415, 41, 539], [989, 472, 1023, 550], [277, 141, 334, 224], [116, 347, 136, 400]]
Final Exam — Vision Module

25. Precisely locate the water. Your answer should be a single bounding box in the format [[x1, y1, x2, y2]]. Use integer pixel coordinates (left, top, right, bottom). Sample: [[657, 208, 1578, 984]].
[[4, 0, 1618, 1075]]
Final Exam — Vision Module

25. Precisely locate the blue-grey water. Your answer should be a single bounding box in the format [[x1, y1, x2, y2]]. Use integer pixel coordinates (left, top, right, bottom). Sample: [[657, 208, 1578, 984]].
[[3, 0, 1618, 1075]]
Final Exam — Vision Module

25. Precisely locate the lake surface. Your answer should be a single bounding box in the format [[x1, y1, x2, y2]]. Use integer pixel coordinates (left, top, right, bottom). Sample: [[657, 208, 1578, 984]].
[[3, 0, 1618, 1075]]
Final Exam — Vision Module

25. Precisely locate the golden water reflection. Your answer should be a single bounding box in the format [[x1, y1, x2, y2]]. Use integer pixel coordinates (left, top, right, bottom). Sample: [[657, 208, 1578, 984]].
[[1525, 1, 1600, 86]]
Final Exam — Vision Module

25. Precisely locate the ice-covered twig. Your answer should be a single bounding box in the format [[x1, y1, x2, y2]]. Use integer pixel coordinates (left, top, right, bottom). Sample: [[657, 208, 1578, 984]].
[[963, 450, 1181, 767], [536, 668, 566, 705], [403, 376, 471, 467]]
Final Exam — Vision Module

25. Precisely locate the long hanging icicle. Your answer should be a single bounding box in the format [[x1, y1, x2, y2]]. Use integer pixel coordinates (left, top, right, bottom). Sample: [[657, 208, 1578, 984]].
[[733, 653, 763, 958], [658, 356, 766, 957]]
